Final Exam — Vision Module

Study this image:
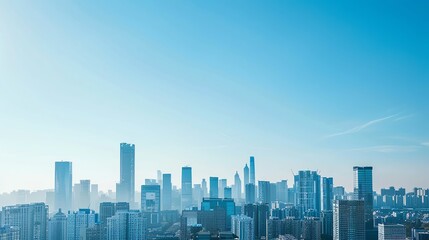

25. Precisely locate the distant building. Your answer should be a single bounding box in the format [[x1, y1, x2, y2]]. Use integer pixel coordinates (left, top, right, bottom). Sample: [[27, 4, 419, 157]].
[[48, 209, 67, 240], [0, 226, 19, 240], [245, 184, 256, 204], [181, 167, 193, 210], [1, 203, 48, 240], [353, 166, 373, 227], [107, 211, 147, 240], [333, 200, 365, 240], [234, 171, 242, 200], [67, 209, 96, 240], [116, 143, 135, 203], [276, 180, 288, 203], [258, 181, 271, 204], [321, 210, 333, 240], [141, 184, 161, 224], [322, 177, 334, 211], [219, 179, 227, 199], [378, 224, 406, 240], [231, 215, 253, 240], [55, 161, 73, 212], [294, 170, 321, 218], [201, 198, 236, 230], [243, 164, 250, 187], [224, 187, 232, 199], [162, 174, 172, 211], [210, 177, 219, 199], [249, 156, 255, 185], [244, 203, 269, 240]]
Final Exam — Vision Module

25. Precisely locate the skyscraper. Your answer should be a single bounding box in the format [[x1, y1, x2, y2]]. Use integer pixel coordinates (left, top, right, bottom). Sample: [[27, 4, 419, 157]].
[[322, 177, 334, 211], [276, 180, 288, 203], [201, 179, 208, 198], [107, 211, 147, 240], [245, 184, 256, 204], [249, 156, 255, 185], [79, 179, 91, 209], [67, 209, 97, 240], [333, 200, 365, 240], [162, 174, 172, 211], [258, 181, 271, 204], [294, 170, 321, 218], [116, 143, 135, 203], [55, 161, 72, 213], [234, 171, 242, 200], [243, 164, 249, 186], [210, 177, 219, 198], [141, 185, 161, 213], [219, 179, 227, 199], [2, 203, 49, 240], [231, 215, 254, 240], [353, 166, 373, 227], [181, 167, 193, 210], [244, 203, 269, 240], [49, 209, 67, 240]]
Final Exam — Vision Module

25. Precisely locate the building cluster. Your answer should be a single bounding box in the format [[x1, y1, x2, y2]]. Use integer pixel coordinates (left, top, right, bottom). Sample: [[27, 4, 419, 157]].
[[0, 142, 426, 240]]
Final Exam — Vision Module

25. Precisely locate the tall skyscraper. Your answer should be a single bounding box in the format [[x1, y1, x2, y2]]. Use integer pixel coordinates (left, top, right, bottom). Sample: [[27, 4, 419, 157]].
[[378, 224, 406, 240], [231, 215, 254, 240], [249, 156, 255, 185], [244, 203, 269, 240], [141, 185, 161, 213], [294, 170, 321, 218], [322, 177, 334, 211], [79, 179, 91, 209], [162, 174, 172, 211], [353, 166, 373, 227], [181, 167, 193, 210], [201, 179, 208, 198], [258, 181, 271, 204], [49, 209, 67, 240], [55, 161, 72, 212], [276, 180, 288, 203], [333, 200, 365, 240], [2, 203, 48, 240], [234, 171, 242, 200], [243, 164, 249, 186], [116, 143, 135, 203], [245, 183, 256, 204], [219, 179, 227, 199], [210, 177, 219, 198]]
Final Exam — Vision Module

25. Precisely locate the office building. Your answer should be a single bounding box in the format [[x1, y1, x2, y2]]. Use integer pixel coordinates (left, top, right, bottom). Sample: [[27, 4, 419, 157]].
[[378, 224, 406, 240], [234, 171, 242, 200], [244, 203, 269, 240], [322, 177, 334, 211], [231, 215, 254, 240], [141, 184, 161, 224], [249, 156, 255, 185], [55, 161, 73, 213], [107, 211, 147, 240], [48, 209, 67, 240], [1, 203, 48, 240], [219, 179, 227, 199], [116, 143, 135, 203], [243, 164, 249, 186], [181, 167, 193, 210], [0, 226, 19, 240], [245, 184, 256, 204], [224, 187, 232, 199], [258, 181, 271, 204], [353, 166, 373, 227], [201, 179, 208, 198], [210, 177, 219, 199], [162, 174, 172, 211], [67, 209, 96, 240], [276, 180, 288, 203], [294, 170, 321, 218], [333, 200, 365, 240]]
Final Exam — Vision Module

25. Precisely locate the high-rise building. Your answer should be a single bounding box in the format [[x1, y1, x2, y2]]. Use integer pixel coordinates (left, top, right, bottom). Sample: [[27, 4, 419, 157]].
[[276, 180, 288, 203], [258, 181, 271, 204], [181, 167, 193, 210], [141, 184, 161, 224], [210, 177, 219, 198], [162, 174, 172, 211], [244, 203, 269, 240], [90, 184, 99, 212], [48, 209, 67, 240], [378, 224, 406, 240], [243, 164, 249, 186], [2, 203, 48, 240], [353, 166, 373, 227], [249, 156, 255, 185], [201, 198, 236, 231], [107, 211, 147, 240], [333, 200, 365, 240], [219, 179, 227, 199], [322, 177, 334, 211], [78, 180, 91, 209], [201, 179, 208, 198], [116, 143, 135, 203], [231, 215, 254, 240], [294, 170, 321, 218], [234, 171, 242, 200], [67, 209, 96, 240], [321, 210, 333, 240], [224, 187, 232, 199], [99, 202, 129, 239], [55, 161, 73, 213], [245, 184, 256, 204], [157, 170, 162, 185]]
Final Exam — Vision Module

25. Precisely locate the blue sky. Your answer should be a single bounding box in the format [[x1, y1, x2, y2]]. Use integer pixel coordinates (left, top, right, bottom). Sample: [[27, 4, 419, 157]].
[[0, 1, 428, 193]]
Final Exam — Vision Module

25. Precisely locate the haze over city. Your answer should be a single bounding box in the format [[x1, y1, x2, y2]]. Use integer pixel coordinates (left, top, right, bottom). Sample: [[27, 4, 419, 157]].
[[0, 1, 428, 194]]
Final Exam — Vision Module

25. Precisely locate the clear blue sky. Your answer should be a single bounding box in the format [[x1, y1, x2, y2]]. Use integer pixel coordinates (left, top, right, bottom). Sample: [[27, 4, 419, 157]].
[[0, 1, 428, 193]]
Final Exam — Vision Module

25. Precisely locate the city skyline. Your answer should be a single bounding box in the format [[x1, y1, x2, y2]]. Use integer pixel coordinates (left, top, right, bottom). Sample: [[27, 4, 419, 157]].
[[1, 1, 429, 193]]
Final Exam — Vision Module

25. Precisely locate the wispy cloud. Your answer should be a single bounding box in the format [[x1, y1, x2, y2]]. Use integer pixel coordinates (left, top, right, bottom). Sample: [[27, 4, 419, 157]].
[[348, 145, 419, 153], [421, 142, 429, 147], [325, 114, 398, 139]]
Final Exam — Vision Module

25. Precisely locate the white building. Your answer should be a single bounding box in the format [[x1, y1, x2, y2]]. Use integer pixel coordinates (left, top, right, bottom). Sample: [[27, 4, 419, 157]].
[[48, 209, 67, 240]]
